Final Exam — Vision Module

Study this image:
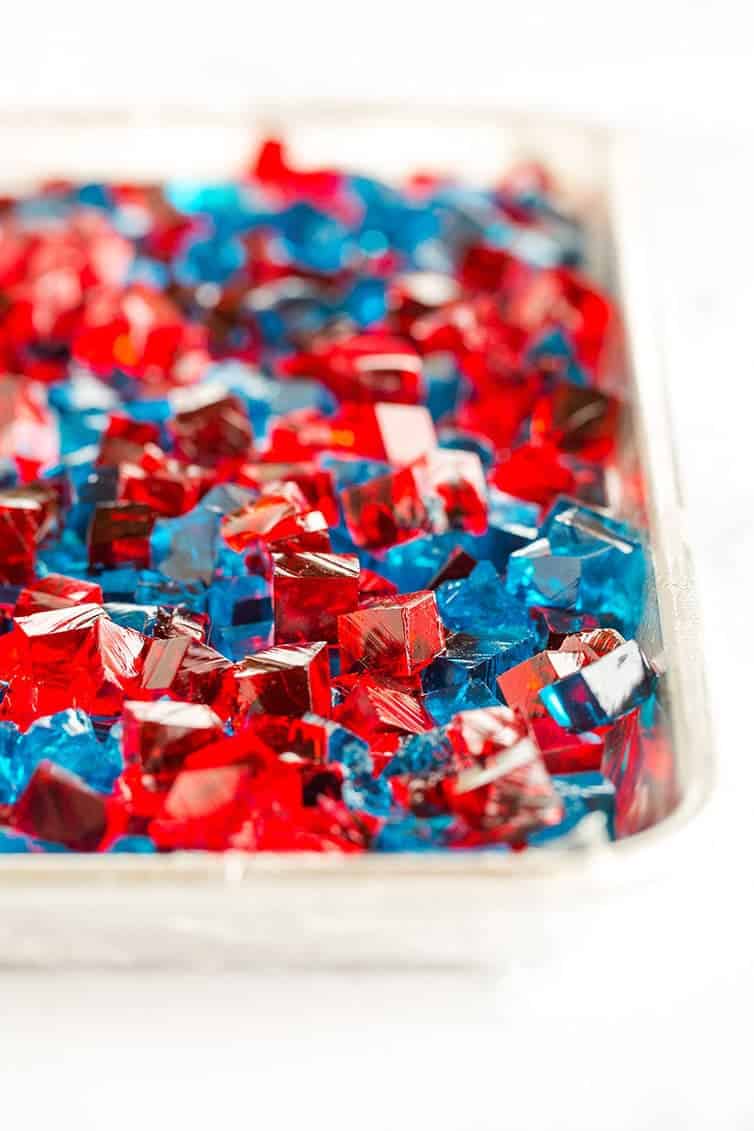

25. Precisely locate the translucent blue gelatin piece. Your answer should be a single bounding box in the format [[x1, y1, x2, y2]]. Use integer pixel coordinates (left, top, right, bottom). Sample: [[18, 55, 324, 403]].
[[174, 234, 246, 286], [0, 828, 70, 854], [424, 678, 498, 726], [506, 500, 647, 635], [421, 630, 535, 693], [134, 571, 207, 614], [207, 575, 271, 629], [425, 354, 465, 421], [301, 715, 372, 776], [341, 278, 387, 327], [210, 622, 274, 661], [210, 361, 335, 438], [524, 326, 587, 386], [0, 721, 22, 805], [539, 640, 657, 730], [381, 531, 483, 592], [321, 456, 392, 493], [92, 566, 143, 602], [104, 602, 159, 634], [436, 560, 535, 642], [341, 772, 394, 816], [383, 726, 454, 779], [151, 508, 221, 585], [276, 204, 354, 272], [15, 709, 123, 796], [375, 814, 455, 853], [529, 771, 616, 844], [107, 835, 157, 854]]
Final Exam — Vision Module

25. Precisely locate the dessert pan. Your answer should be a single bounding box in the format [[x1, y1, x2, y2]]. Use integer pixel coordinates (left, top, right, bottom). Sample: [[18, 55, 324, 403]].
[[0, 107, 714, 968]]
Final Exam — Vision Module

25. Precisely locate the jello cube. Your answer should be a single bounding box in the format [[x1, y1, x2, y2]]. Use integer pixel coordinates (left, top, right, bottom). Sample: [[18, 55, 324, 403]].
[[506, 501, 646, 635], [272, 551, 359, 644], [498, 648, 593, 718], [14, 573, 103, 617], [233, 640, 331, 721], [88, 501, 155, 569], [334, 674, 434, 745], [338, 590, 445, 677], [425, 448, 487, 534], [530, 382, 620, 463], [0, 495, 45, 584], [122, 700, 224, 774], [539, 639, 656, 730], [340, 465, 432, 550], [435, 561, 537, 663], [490, 442, 575, 507], [12, 761, 109, 850], [169, 382, 254, 465]]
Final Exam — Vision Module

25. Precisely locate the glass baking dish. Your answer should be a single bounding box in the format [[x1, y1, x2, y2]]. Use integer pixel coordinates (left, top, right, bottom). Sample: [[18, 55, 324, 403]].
[[0, 106, 714, 968]]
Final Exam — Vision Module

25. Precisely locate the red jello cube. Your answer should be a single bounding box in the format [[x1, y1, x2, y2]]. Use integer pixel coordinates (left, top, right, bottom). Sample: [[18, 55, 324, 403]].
[[532, 716, 604, 775], [340, 466, 432, 550], [14, 573, 103, 617], [489, 442, 575, 507], [87, 501, 155, 569], [334, 674, 434, 745], [272, 551, 359, 644], [335, 402, 436, 465], [282, 332, 424, 404], [0, 605, 144, 723], [97, 413, 162, 466], [530, 382, 620, 463], [122, 700, 224, 774], [237, 461, 338, 526], [0, 495, 45, 583], [425, 448, 488, 533], [497, 648, 592, 719], [338, 590, 445, 677], [12, 761, 109, 850], [169, 382, 254, 465], [232, 640, 332, 722]]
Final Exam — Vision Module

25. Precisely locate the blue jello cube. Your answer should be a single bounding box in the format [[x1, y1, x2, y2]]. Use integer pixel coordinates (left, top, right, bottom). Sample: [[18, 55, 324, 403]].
[[506, 501, 646, 635], [539, 640, 656, 731], [383, 726, 454, 779], [422, 632, 535, 693], [436, 561, 536, 646], [424, 678, 498, 726]]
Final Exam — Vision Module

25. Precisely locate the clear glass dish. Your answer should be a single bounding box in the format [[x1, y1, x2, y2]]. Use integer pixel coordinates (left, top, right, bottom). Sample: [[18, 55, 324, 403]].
[[0, 106, 714, 968]]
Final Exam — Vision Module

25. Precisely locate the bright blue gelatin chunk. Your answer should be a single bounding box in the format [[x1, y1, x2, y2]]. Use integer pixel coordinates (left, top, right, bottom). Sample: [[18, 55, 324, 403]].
[[422, 631, 535, 692], [424, 678, 498, 725], [0, 721, 22, 805], [383, 726, 454, 779], [174, 234, 246, 286], [381, 531, 484, 592], [297, 717, 372, 776], [134, 571, 207, 613], [0, 828, 69, 854], [528, 771, 616, 845], [276, 204, 353, 272], [151, 508, 221, 585], [104, 602, 159, 633], [341, 278, 387, 327], [14, 709, 123, 797], [341, 772, 393, 816], [210, 622, 273, 661], [506, 501, 647, 636], [424, 354, 465, 421], [321, 456, 392, 493], [539, 640, 656, 731], [375, 814, 454, 852], [107, 835, 157, 854], [437, 561, 535, 642], [207, 575, 271, 628]]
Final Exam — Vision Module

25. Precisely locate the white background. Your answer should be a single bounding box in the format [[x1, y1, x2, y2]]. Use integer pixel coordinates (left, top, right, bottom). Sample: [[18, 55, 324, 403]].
[[2, 4, 754, 1128]]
